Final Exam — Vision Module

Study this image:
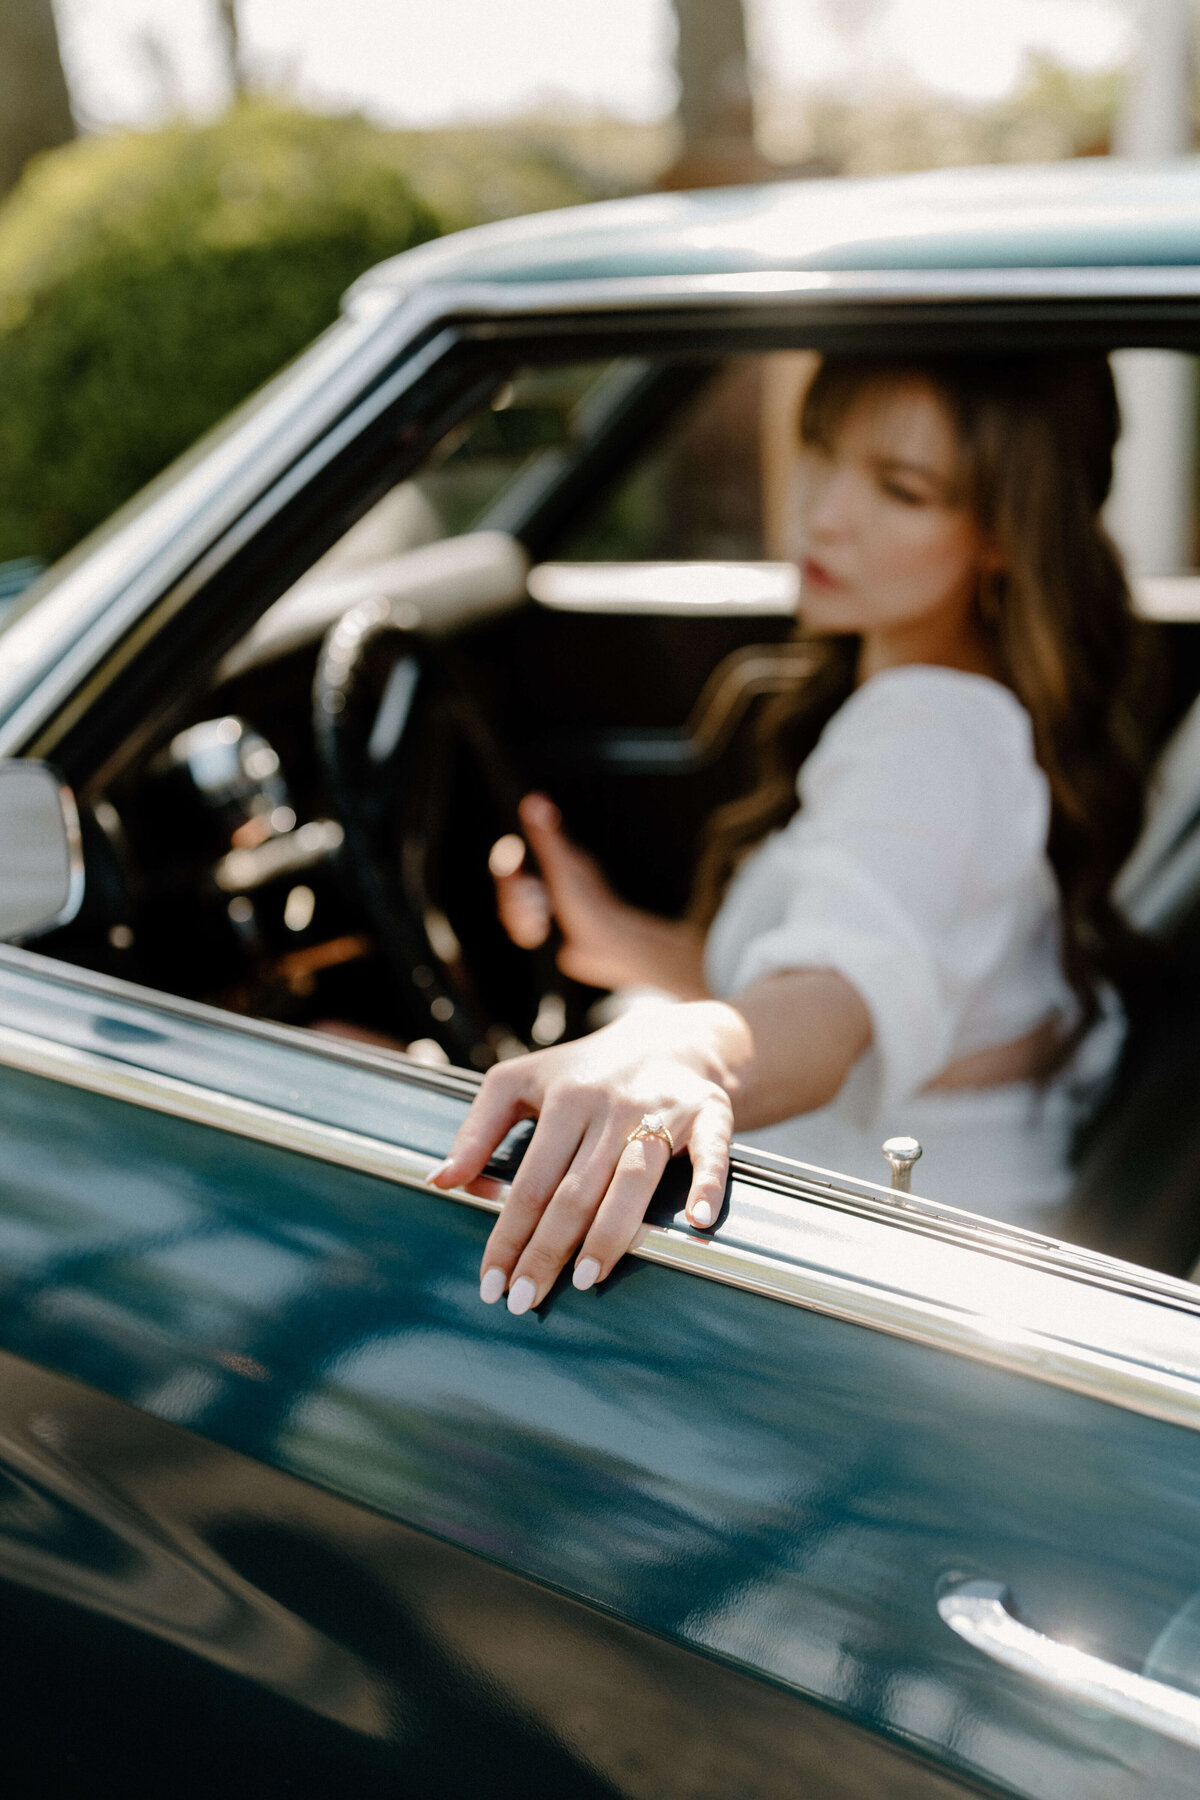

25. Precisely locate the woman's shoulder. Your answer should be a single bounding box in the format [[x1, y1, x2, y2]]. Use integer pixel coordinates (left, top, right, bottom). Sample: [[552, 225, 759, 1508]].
[[815, 664, 1035, 764], [795, 663, 1044, 826]]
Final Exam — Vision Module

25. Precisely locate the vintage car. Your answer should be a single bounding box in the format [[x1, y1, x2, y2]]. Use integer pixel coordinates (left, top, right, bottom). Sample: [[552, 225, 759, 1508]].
[[6, 159, 1200, 1798]]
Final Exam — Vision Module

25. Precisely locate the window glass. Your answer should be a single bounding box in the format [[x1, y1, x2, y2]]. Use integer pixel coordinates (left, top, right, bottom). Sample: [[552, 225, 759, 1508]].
[[314, 362, 623, 572], [415, 363, 616, 538], [560, 357, 771, 563], [241, 362, 627, 635]]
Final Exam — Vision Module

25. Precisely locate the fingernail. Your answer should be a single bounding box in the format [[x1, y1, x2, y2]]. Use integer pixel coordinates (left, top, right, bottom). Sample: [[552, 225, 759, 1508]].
[[480, 1267, 507, 1304], [507, 1275, 537, 1316], [488, 833, 525, 879], [424, 1159, 454, 1187], [690, 1200, 713, 1228], [572, 1257, 601, 1292]]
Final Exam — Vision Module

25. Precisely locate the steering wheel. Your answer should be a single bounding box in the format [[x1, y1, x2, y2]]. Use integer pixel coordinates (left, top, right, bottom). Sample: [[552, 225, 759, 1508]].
[[313, 594, 560, 1067]]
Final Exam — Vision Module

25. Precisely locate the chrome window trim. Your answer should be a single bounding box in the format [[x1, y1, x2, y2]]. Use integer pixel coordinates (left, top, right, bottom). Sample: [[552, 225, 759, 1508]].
[[0, 944, 479, 1100], [433, 263, 1200, 323], [725, 1142, 1200, 1311], [3, 991, 1200, 1434]]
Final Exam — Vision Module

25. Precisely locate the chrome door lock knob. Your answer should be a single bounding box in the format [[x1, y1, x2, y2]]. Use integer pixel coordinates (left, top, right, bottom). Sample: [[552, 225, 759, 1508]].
[[882, 1136, 922, 1196]]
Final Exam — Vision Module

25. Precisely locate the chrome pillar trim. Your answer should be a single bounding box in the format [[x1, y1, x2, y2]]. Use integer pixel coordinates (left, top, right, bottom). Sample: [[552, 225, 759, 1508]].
[[4, 1020, 1200, 1433], [938, 1579, 1200, 1752]]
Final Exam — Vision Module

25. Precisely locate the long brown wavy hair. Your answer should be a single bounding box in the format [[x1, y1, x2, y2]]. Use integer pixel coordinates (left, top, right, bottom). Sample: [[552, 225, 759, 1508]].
[[691, 352, 1166, 1037]]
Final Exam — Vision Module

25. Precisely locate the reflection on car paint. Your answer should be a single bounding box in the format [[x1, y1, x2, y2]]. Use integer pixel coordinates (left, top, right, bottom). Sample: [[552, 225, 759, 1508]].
[[1, 1058, 1199, 1795]]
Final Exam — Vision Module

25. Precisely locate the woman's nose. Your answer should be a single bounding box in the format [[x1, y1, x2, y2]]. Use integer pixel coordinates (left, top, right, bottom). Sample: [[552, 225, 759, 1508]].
[[801, 465, 856, 539]]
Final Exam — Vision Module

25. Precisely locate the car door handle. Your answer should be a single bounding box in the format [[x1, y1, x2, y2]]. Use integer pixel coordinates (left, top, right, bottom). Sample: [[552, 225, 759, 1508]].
[[938, 1578, 1200, 1751]]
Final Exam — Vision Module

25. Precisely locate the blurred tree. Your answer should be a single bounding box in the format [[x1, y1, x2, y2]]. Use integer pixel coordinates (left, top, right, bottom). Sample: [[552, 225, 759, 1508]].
[[0, 0, 75, 202], [0, 104, 445, 562], [662, 0, 773, 186], [0, 101, 606, 564], [384, 120, 631, 227]]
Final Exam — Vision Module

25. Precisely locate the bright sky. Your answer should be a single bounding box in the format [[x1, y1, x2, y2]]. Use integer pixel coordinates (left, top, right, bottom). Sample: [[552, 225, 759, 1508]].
[[52, 0, 1134, 131]]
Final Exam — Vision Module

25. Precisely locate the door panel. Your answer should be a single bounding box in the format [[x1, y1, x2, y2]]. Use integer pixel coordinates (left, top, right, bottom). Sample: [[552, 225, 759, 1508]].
[[1, 975, 1200, 1792], [0, 1353, 992, 1798]]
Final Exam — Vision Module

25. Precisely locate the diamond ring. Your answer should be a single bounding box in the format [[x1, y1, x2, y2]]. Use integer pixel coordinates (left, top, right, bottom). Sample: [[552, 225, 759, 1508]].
[[625, 1112, 674, 1155]]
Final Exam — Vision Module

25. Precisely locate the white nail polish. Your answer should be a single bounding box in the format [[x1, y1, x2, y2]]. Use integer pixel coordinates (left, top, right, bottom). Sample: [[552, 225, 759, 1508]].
[[479, 1267, 507, 1304], [572, 1257, 601, 1292], [507, 1275, 537, 1315], [690, 1200, 713, 1228], [424, 1159, 454, 1187]]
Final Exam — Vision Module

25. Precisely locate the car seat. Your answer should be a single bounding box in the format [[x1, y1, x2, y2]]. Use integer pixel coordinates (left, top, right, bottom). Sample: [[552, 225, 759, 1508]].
[[1066, 694, 1200, 1272]]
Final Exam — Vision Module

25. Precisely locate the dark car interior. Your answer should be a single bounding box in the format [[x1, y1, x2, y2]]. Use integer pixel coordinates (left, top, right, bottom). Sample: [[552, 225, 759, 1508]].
[[30, 343, 1200, 1278], [42, 357, 800, 1048]]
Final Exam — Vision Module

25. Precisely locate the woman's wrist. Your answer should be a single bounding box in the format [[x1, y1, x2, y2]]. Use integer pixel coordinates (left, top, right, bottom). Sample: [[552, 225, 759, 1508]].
[[603, 974, 870, 1131], [601, 996, 753, 1097]]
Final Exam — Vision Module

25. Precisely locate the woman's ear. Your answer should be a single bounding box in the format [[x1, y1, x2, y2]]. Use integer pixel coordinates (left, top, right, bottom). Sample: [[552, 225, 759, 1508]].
[[978, 537, 1006, 577], [977, 559, 1008, 629]]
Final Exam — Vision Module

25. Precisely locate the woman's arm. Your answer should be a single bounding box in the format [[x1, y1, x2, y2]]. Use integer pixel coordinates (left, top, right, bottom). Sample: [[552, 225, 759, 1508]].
[[429, 969, 871, 1314], [721, 969, 872, 1126]]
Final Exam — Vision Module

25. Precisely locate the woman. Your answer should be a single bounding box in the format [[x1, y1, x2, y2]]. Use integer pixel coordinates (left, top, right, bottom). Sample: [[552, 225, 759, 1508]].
[[428, 352, 1161, 1314]]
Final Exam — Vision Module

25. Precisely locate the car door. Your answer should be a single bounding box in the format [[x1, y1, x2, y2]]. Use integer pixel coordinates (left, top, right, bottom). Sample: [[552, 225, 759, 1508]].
[[5, 254, 1200, 1797], [1, 943, 1200, 1798]]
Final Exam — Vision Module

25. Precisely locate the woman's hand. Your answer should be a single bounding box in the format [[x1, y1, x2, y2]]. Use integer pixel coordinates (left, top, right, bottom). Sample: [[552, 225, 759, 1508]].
[[426, 970, 870, 1318], [489, 794, 707, 997], [427, 1001, 746, 1313]]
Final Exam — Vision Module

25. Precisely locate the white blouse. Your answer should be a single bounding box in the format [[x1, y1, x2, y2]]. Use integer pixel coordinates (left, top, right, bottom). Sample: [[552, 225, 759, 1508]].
[[703, 666, 1115, 1226]]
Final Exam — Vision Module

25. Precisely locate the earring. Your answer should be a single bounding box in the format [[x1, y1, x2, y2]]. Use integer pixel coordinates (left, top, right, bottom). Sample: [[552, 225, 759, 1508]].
[[978, 569, 1006, 627]]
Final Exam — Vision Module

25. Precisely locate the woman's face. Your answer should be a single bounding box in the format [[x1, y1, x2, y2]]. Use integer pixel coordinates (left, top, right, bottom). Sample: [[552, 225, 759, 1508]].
[[792, 378, 992, 648]]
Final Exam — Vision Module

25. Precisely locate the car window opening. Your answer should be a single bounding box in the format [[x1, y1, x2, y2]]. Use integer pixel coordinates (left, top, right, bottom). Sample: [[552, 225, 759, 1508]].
[[30, 345, 1200, 1286]]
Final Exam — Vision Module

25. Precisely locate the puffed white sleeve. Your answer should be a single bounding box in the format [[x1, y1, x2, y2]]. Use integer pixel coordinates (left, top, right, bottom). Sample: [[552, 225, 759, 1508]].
[[703, 670, 1052, 1127]]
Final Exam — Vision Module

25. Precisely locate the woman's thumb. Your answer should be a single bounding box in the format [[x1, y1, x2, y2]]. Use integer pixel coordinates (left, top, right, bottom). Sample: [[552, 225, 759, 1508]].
[[489, 831, 552, 949]]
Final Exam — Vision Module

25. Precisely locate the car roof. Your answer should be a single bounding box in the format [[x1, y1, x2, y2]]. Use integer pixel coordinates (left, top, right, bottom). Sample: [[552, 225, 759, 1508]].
[[348, 156, 1200, 307]]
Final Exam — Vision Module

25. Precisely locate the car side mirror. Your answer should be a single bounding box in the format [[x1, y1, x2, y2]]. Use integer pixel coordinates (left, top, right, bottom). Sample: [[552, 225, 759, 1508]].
[[0, 760, 84, 942]]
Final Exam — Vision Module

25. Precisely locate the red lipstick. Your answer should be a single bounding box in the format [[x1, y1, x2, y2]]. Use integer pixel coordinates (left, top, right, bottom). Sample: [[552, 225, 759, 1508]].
[[802, 557, 843, 591]]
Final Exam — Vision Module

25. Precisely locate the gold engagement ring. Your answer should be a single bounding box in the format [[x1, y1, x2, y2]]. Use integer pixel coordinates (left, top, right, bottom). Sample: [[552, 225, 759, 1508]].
[[626, 1112, 674, 1155]]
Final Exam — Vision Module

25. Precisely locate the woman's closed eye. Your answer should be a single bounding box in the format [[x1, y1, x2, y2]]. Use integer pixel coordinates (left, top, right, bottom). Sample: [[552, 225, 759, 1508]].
[[881, 479, 928, 506], [872, 454, 952, 509]]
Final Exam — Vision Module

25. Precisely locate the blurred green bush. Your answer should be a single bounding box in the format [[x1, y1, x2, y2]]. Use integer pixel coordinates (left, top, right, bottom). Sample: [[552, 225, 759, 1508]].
[[0, 103, 599, 563]]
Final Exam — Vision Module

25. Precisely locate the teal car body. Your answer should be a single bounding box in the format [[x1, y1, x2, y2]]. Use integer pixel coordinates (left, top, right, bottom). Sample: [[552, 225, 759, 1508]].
[[4, 160, 1200, 1796], [350, 157, 1200, 288]]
